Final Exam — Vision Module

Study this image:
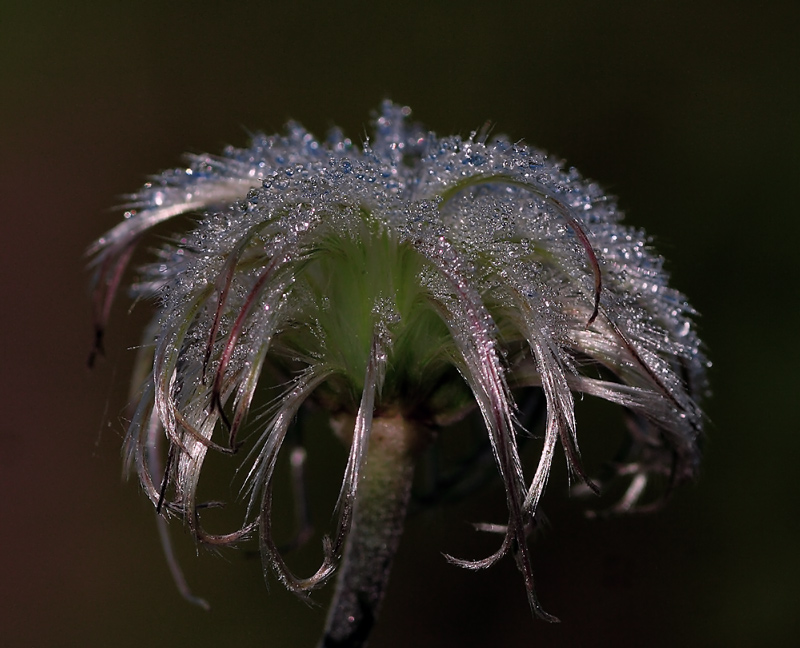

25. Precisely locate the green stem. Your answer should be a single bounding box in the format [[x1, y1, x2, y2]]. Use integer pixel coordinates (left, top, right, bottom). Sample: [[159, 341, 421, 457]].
[[319, 415, 424, 648]]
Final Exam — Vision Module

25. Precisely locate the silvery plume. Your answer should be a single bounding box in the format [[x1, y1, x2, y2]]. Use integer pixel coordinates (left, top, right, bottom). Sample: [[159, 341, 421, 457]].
[[89, 102, 707, 646]]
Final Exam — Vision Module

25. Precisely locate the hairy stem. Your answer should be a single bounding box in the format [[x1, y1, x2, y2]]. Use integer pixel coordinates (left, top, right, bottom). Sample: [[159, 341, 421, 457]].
[[320, 415, 424, 648]]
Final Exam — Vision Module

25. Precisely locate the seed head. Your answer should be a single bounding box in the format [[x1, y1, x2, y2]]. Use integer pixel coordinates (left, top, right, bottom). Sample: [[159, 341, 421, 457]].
[[89, 102, 707, 621]]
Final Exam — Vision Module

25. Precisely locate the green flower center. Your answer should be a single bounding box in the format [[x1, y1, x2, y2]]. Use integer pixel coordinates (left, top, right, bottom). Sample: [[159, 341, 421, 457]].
[[277, 209, 471, 422]]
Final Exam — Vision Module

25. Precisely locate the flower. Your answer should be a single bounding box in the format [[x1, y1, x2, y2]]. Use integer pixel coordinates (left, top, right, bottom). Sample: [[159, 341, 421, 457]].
[[89, 102, 707, 641]]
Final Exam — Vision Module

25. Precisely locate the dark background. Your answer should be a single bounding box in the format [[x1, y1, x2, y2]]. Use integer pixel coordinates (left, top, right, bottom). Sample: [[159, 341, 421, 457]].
[[2, 1, 797, 646]]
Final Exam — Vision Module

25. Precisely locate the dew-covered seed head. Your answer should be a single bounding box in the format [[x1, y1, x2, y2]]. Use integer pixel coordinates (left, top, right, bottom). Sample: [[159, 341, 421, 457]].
[[90, 101, 708, 619]]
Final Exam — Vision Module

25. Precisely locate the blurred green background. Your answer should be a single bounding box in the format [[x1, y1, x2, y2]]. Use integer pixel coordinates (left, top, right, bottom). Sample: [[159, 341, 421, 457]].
[[1, 1, 797, 646]]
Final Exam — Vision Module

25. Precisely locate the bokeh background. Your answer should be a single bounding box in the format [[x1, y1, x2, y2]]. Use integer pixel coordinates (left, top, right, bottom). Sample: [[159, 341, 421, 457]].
[[2, 1, 797, 646]]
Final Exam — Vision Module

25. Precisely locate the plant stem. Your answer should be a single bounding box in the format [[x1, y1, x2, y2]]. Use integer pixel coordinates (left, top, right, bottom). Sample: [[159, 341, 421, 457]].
[[319, 415, 424, 648]]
